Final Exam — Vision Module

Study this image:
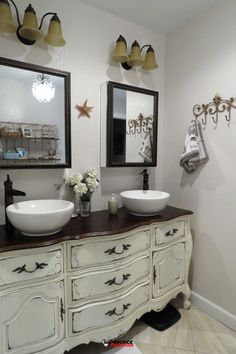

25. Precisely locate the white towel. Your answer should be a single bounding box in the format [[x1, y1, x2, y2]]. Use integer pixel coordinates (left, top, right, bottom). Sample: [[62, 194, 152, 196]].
[[180, 121, 209, 174], [139, 128, 153, 162]]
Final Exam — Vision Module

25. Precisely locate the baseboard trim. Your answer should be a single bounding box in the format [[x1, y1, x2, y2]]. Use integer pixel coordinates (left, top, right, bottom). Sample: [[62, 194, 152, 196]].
[[191, 291, 236, 331]]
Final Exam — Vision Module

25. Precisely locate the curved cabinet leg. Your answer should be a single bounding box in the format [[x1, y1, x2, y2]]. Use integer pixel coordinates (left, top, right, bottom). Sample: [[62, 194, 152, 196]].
[[183, 225, 193, 310], [183, 285, 191, 309]]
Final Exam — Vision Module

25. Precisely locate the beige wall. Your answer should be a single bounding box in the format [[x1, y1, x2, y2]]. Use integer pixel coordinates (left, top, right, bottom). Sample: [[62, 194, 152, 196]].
[[0, 0, 165, 224], [164, 1, 236, 315]]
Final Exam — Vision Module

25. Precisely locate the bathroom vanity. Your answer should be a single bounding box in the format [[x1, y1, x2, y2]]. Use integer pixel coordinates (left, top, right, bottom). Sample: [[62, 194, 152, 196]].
[[0, 206, 193, 354]]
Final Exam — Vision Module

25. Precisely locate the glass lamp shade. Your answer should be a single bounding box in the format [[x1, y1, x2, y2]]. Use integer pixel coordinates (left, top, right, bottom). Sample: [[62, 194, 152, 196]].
[[0, 0, 16, 33], [128, 40, 144, 67], [44, 15, 65, 47], [32, 74, 55, 103], [18, 4, 42, 41], [143, 46, 158, 70], [112, 35, 129, 63]]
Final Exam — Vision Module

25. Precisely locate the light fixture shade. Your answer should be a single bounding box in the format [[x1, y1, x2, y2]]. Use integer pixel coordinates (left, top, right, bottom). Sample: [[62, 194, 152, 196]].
[[19, 4, 42, 41], [44, 15, 65, 47], [128, 40, 144, 67], [0, 0, 16, 33], [112, 35, 129, 63], [143, 46, 158, 70]]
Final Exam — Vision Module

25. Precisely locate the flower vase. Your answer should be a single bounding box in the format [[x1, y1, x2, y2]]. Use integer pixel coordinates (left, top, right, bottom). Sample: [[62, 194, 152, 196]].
[[79, 197, 91, 217], [71, 195, 80, 218]]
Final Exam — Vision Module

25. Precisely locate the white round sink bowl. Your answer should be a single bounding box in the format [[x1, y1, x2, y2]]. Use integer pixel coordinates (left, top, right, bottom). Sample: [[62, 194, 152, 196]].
[[6, 199, 74, 237], [120, 190, 170, 216]]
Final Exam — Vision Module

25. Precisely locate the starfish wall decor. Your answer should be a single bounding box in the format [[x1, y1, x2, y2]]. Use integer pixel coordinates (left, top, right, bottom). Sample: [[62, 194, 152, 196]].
[[75, 99, 93, 119]]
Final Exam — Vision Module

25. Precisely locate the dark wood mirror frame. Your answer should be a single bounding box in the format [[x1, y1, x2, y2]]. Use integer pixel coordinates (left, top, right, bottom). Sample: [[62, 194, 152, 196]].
[[106, 81, 158, 167], [0, 56, 71, 169]]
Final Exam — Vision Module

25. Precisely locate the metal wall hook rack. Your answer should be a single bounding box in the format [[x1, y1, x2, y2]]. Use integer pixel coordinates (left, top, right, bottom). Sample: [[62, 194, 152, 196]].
[[126, 114, 153, 135], [193, 94, 236, 126]]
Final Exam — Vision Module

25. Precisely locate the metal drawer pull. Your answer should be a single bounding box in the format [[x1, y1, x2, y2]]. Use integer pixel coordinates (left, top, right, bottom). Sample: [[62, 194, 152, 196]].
[[105, 303, 131, 317], [105, 273, 131, 286], [153, 266, 157, 284], [104, 244, 131, 255], [13, 262, 48, 274], [60, 298, 65, 322], [165, 228, 178, 237]]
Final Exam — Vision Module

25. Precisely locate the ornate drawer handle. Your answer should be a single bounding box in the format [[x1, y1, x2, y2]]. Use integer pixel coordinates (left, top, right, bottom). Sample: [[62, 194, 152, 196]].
[[105, 303, 131, 317], [165, 228, 178, 237], [13, 262, 48, 274], [104, 244, 131, 255], [60, 298, 65, 322], [105, 273, 131, 286], [153, 266, 157, 284]]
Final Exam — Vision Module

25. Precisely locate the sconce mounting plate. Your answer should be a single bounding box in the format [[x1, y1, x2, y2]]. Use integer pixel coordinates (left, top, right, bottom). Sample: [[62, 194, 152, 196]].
[[16, 26, 35, 45], [121, 62, 132, 71]]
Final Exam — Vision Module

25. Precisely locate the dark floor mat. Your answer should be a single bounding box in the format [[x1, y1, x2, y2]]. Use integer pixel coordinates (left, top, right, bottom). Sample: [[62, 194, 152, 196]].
[[140, 303, 181, 331]]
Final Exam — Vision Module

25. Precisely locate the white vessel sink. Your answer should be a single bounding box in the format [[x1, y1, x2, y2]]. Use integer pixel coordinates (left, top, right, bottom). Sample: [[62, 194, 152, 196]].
[[6, 199, 74, 237], [120, 190, 170, 216]]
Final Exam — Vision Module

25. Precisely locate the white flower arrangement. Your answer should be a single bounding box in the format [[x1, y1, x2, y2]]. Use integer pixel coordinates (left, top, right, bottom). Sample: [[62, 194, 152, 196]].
[[68, 168, 99, 201]]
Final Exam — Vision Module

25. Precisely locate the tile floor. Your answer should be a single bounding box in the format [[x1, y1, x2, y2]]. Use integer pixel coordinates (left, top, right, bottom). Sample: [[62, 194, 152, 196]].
[[68, 307, 236, 354]]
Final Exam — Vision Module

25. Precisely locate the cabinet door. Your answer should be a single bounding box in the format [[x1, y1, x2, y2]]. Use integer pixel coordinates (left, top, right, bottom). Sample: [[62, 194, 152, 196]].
[[0, 280, 64, 354], [153, 243, 185, 298]]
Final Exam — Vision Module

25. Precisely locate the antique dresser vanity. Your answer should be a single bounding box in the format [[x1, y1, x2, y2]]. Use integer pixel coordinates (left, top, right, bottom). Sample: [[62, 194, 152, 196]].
[[0, 206, 193, 354]]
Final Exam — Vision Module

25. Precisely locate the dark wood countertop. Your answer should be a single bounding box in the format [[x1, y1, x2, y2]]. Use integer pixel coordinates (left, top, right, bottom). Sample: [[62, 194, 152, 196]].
[[0, 206, 193, 253]]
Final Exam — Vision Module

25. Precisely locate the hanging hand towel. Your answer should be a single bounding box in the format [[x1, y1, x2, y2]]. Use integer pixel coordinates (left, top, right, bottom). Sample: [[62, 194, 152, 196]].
[[180, 121, 209, 174], [139, 129, 153, 163]]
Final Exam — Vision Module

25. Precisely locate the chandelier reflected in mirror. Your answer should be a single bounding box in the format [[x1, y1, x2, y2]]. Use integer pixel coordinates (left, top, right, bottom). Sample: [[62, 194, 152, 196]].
[[32, 74, 55, 103]]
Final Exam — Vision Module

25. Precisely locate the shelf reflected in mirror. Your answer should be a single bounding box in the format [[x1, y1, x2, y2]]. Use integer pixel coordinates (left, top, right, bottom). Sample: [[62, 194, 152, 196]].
[[0, 57, 71, 169]]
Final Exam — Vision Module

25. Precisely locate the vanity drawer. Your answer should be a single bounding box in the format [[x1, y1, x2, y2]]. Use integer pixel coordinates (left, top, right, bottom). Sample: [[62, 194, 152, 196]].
[[0, 247, 63, 286], [69, 228, 150, 270], [155, 220, 185, 245], [68, 282, 149, 336], [69, 255, 150, 303]]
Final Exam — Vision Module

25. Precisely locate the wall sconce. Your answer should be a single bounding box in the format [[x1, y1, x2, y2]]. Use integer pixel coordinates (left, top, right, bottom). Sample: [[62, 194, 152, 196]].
[[112, 35, 158, 71], [0, 0, 65, 46]]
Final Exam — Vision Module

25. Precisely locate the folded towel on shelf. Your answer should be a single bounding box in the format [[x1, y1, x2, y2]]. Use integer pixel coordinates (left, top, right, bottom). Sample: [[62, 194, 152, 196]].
[[180, 120, 209, 174], [139, 128, 153, 163]]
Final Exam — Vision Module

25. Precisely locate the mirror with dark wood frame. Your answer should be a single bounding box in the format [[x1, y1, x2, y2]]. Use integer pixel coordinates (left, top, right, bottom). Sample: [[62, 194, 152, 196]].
[[101, 81, 158, 167], [0, 57, 71, 169]]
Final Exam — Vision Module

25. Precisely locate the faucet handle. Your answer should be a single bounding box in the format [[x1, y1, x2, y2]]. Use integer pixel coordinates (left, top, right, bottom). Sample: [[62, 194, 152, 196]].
[[4, 174, 12, 187], [140, 169, 148, 175]]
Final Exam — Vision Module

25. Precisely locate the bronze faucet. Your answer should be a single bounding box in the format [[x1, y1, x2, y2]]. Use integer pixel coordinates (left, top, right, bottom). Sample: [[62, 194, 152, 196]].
[[140, 169, 149, 190], [4, 174, 26, 229]]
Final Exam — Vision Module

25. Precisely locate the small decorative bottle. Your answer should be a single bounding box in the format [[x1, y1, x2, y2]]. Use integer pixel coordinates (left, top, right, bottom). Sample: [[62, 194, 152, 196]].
[[108, 194, 118, 215]]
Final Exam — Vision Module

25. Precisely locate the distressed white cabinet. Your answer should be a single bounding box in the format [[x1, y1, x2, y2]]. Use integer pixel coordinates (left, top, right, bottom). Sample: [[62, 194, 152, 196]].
[[0, 280, 64, 354], [0, 245, 65, 354], [152, 218, 192, 310], [0, 207, 192, 354], [153, 243, 185, 297]]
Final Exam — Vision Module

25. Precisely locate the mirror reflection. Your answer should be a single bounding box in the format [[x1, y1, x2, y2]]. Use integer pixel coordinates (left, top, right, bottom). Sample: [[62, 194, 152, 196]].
[[0, 57, 71, 169], [103, 81, 158, 167]]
